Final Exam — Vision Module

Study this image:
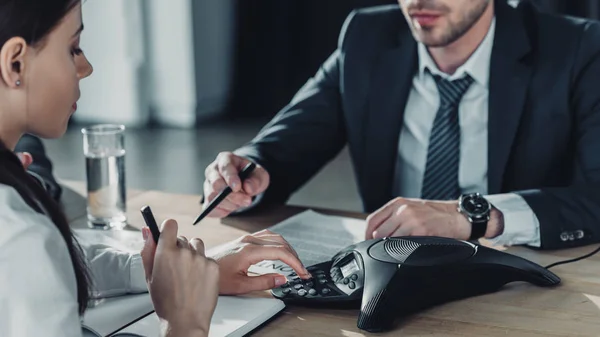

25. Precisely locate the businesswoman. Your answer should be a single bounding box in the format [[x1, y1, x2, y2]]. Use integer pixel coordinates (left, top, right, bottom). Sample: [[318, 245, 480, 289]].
[[0, 1, 309, 336]]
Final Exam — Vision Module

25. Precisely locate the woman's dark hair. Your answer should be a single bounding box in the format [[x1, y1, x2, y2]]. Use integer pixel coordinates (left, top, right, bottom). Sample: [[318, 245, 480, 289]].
[[0, 0, 90, 315]]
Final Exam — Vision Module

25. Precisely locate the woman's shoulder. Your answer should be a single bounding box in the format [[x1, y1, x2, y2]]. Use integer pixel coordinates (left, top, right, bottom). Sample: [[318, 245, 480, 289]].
[[0, 184, 59, 244], [0, 183, 48, 219]]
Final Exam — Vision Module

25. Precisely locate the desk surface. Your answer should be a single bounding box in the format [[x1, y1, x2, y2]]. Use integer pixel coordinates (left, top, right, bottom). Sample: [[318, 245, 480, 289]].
[[61, 180, 600, 336]]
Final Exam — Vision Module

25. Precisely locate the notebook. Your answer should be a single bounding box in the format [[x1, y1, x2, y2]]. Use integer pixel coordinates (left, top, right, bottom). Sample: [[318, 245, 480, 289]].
[[113, 296, 285, 337], [81, 292, 285, 337], [81, 293, 154, 337]]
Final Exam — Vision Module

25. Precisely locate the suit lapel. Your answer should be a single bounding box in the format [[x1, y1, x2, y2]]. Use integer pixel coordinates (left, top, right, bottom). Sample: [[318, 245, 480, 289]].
[[487, 1, 532, 194], [363, 33, 417, 211]]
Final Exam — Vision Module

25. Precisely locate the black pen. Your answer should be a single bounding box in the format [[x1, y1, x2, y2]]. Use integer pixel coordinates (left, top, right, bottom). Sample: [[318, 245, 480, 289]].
[[193, 162, 256, 225], [141, 205, 161, 243]]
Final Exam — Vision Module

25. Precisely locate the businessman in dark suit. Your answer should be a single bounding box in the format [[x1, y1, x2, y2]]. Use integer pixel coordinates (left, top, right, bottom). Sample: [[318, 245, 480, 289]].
[[202, 0, 600, 250]]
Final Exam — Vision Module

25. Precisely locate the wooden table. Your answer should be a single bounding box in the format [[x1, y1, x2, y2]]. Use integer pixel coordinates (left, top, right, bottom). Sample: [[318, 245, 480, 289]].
[[61, 181, 600, 336]]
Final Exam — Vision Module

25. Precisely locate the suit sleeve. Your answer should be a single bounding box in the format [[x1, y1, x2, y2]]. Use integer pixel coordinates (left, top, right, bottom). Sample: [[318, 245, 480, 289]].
[[515, 22, 600, 249], [233, 12, 359, 209], [15, 134, 62, 201]]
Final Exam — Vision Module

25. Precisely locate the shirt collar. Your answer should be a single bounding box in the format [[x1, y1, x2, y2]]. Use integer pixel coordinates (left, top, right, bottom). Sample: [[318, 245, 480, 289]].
[[417, 17, 495, 87]]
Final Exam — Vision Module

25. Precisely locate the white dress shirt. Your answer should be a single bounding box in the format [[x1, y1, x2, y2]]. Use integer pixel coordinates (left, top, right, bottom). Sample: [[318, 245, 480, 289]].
[[394, 18, 541, 247], [0, 184, 147, 337]]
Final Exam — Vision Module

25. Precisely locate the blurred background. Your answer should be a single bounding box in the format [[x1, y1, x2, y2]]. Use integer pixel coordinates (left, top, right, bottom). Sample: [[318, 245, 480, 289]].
[[44, 0, 600, 212]]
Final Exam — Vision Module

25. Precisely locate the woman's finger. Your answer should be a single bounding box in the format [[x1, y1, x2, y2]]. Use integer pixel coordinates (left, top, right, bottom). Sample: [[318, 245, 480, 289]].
[[241, 235, 300, 259], [190, 238, 206, 256], [140, 227, 157, 280], [244, 245, 310, 279]]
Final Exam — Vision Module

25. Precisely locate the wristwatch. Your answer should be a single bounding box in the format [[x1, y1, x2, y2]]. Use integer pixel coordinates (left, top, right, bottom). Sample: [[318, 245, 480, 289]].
[[457, 193, 491, 241]]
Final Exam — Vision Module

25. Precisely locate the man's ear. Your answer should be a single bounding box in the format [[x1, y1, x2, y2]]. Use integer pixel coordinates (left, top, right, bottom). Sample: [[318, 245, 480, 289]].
[[0, 37, 28, 88]]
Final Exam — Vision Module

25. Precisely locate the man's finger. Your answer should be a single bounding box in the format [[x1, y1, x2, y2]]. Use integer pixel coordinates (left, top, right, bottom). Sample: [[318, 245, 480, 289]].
[[243, 171, 269, 196], [140, 227, 157, 280], [202, 180, 218, 206], [202, 186, 224, 209], [226, 192, 253, 208], [217, 155, 242, 192], [206, 172, 228, 196], [204, 181, 250, 207], [372, 208, 406, 238], [206, 207, 231, 219], [365, 200, 399, 239], [213, 197, 247, 212], [390, 224, 414, 238]]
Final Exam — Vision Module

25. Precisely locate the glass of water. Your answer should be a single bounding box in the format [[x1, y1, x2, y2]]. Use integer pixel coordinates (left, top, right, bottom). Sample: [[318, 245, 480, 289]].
[[82, 124, 127, 230]]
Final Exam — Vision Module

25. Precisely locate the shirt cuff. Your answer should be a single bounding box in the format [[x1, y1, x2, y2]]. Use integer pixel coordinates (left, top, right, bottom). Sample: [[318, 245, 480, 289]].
[[485, 193, 541, 247], [129, 254, 148, 293]]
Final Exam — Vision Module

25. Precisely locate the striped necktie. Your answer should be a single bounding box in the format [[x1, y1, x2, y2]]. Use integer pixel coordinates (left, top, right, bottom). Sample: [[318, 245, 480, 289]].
[[420, 73, 474, 200]]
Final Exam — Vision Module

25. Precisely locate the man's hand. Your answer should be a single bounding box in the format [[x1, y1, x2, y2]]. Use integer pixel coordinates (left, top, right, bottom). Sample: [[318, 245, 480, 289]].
[[202, 152, 270, 218], [365, 197, 504, 241]]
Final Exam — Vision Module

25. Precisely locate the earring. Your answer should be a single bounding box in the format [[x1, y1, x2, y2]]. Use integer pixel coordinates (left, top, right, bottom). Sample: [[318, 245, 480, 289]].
[[15, 80, 21, 86]]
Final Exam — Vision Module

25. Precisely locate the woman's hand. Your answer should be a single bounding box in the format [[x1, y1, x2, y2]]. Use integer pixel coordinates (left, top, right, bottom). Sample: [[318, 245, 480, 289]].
[[141, 220, 219, 337], [214, 230, 310, 295]]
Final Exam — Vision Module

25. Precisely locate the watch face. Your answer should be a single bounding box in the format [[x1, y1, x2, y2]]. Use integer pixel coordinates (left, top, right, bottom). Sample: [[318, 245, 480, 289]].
[[462, 194, 490, 216]]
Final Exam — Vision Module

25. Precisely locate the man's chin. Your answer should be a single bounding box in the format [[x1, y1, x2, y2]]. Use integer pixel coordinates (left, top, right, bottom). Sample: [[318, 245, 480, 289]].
[[413, 31, 455, 48], [411, 29, 439, 45]]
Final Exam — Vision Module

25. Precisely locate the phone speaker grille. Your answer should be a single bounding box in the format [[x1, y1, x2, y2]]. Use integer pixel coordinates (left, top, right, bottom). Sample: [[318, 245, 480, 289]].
[[383, 239, 421, 263], [384, 237, 475, 266]]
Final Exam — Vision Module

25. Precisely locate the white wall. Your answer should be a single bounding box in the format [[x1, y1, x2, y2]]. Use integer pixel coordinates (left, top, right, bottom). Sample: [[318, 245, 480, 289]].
[[145, 0, 197, 127], [73, 0, 235, 128], [75, 0, 148, 126]]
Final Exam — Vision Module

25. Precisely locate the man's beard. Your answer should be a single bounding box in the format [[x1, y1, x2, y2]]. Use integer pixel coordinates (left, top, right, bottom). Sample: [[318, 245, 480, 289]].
[[410, 0, 490, 47]]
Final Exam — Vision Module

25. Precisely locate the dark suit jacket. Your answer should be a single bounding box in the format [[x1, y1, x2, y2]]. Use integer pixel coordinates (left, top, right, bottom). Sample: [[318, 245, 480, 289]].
[[235, 0, 600, 250], [15, 134, 62, 201]]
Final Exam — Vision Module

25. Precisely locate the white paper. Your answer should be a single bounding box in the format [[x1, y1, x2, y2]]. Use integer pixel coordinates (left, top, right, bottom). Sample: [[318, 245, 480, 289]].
[[207, 210, 367, 276], [114, 296, 285, 337]]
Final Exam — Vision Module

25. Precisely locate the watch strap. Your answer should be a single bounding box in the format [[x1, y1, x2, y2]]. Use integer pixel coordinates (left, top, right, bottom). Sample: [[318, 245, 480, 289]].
[[468, 219, 487, 241]]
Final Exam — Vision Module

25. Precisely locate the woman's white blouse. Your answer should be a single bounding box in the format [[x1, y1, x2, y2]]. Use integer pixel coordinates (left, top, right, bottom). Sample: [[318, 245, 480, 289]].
[[0, 185, 147, 336]]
